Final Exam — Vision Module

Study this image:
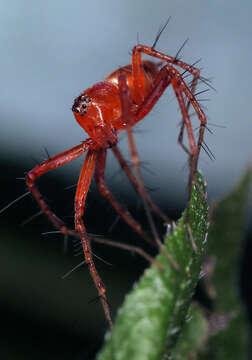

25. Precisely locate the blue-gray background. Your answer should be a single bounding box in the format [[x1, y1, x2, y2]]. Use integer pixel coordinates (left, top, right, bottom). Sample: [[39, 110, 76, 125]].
[[1, 0, 251, 201], [0, 1, 251, 359]]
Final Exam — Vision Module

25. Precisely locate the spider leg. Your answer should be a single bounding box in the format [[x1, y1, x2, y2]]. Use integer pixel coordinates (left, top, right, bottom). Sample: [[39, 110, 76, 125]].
[[131, 44, 204, 158], [118, 74, 163, 245], [26, 139, 113, 328], [132, 44, 208, 161], [176, 61, 207, 251], [112, 146, 172, 225], [26, 140, 92, 237], [177, 60, 201, 156], [171, 75, 206, 252], [132, 44, 202, 155], [118, 74, 179, 269], [177, 117, 201, 251], [95, 148, 155, 247], [94, 148, 179, 270], [126, 128, 179, 269], [74, 149, 113, 329], [89, 236, 164, 271], [129, 60, 206, 251], [133, 43, 207, 185], [132, 45, 200, 85], [177, 121, 188, 154], [131, 64, 206, 157], [129, 46, 200, 228], [171, 73, 207, 161], [97, 146, 179, 270]]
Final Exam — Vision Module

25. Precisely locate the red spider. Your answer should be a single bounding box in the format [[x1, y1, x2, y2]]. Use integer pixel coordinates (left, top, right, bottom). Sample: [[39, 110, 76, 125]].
[[25, 43, 206, 328]]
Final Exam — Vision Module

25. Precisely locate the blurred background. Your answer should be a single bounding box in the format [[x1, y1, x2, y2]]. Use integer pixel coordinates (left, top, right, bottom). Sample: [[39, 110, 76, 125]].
[[0, 0, 251, 358]]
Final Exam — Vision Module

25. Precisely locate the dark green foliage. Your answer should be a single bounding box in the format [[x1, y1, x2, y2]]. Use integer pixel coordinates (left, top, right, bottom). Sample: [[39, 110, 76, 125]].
[[198, 169, 251, 360]]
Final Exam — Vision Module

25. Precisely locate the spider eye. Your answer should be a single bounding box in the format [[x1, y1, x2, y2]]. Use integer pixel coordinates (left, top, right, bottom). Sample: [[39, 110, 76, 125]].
[[81, 95, 91, 103], [72, 102, 80, 113], [72, 94, 91, 115]]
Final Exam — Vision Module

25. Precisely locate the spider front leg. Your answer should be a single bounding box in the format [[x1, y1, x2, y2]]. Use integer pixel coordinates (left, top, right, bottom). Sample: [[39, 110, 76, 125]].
[[74, 149, 113, 329], [26, 138, 113, 329]]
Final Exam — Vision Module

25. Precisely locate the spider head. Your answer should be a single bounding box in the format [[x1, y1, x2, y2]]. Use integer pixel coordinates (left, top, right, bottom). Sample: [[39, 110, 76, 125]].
[[72, 83, 120, 147]]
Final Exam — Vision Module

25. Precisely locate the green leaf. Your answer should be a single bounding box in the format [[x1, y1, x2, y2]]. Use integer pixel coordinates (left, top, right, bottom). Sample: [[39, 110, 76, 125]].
[[97, 172, 208, 360], [198, 169, 252, 360], [169, 303, 209, 360]]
